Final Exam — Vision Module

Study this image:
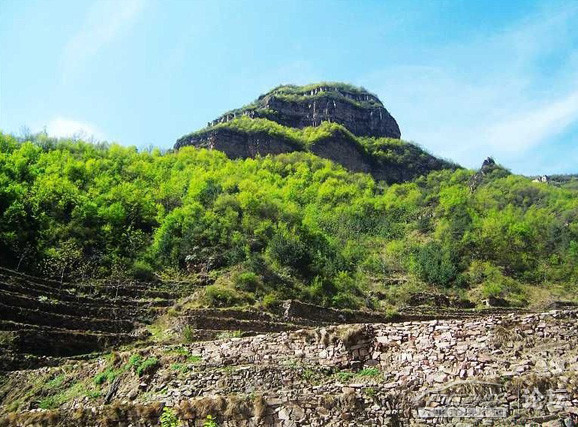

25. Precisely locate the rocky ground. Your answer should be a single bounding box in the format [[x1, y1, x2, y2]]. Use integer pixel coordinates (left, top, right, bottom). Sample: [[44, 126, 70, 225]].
[[1, 267, 578, 426]]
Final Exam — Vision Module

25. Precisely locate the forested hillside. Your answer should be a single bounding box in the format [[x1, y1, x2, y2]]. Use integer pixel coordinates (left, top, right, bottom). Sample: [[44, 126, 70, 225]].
[[0, 131, 577, 310]]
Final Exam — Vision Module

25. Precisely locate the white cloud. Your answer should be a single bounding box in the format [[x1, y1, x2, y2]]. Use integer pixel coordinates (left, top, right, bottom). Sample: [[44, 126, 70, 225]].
[[485, 89, 578, 153], [45, 118, 105, 141], [61, 0, 145, 80]]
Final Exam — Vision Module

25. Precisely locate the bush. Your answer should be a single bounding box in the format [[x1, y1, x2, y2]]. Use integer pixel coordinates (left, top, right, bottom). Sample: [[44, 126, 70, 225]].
[[331, 293, 359, 309], [182, 325, 195, 343], [160, 406, 181, 427], [234, 271, 260, 292], [203, 415, 218, 427], [127, 354, 160, 377], [411, 243, 457, 286], [261, 293, 280, 310], [136, 357, 159, 377], [93, 369, 117, 385], [481, 282, 503, 298], [131, 260, 155, 282], [204, 285, 249, 307]]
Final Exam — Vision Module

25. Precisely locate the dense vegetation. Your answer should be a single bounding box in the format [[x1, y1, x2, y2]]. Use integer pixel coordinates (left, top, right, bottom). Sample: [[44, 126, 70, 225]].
[[1, 131, 577, 309]]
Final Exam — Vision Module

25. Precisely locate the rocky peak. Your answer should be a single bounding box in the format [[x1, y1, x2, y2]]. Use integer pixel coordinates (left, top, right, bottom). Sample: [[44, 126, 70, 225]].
[[175, 83, 455, 183], [206, 83, 401, 139], [469, 157, 509, 191], [480, 157, 497, 173]]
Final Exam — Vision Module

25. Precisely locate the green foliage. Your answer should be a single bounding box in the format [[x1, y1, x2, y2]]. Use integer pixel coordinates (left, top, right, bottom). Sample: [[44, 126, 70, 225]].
[[182, 325, 195, 343], [136, 357, 159, 377], [126, 354, 160, 376], [0, 132, 577, 309], [203, 415, 218, 427], [160, 406, 181, 427], [131, 260, 155, 281], [233, 271, 261, 292], [93, 369, 117, 385], [0, 332, 15, 348], [203, 285, 251, 307], [358, 368, 380, 377], [128, 354, 143, 370], [411, 242, 457, 287]]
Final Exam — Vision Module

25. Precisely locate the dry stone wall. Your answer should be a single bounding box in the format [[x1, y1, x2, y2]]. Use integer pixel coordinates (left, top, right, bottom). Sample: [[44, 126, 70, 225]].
[[2, 310, 578, 426]]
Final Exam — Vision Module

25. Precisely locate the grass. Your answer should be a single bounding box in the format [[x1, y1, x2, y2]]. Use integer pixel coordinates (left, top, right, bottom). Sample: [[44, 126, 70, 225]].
[[164, 346, 203, 363], [358, 367, 380, 377], [216, 330, 242, 339], [363, 387, 377, 398], [137, 357, 160, 377], [335, 367, 381, 383], [182, 325, 195, 343], [171, 363, 189, 373], [93, 369, 118, 385], [0, 331, 15, 348], [37, 376, 101, 410]]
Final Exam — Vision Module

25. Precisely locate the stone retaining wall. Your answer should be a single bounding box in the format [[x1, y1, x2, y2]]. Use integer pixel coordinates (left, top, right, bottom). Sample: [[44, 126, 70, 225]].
[[2, 310, 578, 426]]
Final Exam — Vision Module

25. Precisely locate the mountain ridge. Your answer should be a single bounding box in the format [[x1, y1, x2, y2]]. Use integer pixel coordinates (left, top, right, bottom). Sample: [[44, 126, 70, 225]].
[[176, 83, 456, 183]]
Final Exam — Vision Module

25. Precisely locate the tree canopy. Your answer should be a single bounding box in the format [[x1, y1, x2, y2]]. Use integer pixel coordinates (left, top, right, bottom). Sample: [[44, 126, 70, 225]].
[[1, 131, 576, 309]]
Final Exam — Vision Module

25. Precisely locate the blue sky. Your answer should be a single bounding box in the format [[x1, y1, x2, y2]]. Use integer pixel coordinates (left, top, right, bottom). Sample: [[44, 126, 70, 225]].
[[1, 0, 577, 174]]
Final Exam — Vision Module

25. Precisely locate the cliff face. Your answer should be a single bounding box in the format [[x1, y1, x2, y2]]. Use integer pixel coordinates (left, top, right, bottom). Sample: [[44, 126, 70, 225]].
[[177, 127, 301, 159], [207, 85, 401, 139], [176, 83, 455, 183]]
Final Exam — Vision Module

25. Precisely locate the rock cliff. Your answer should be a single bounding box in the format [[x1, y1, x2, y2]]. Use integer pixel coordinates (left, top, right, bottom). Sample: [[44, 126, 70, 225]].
[[176, 83, 457, 183], [206, 83, 401, 138]]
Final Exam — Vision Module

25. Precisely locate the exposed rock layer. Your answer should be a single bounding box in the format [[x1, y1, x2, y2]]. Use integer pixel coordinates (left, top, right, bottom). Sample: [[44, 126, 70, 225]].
[[208, 85, 401, 138], [174, 84, 459, 183]]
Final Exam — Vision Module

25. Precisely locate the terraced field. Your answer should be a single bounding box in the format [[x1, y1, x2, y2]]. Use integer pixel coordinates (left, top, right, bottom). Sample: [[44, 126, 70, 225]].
[[2, 268, 577, 426], [0, 268, 179, 370]]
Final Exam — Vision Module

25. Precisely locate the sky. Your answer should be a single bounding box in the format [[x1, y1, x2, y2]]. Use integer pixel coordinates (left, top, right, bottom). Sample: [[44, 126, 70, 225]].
[[1, 0, 577, 175]]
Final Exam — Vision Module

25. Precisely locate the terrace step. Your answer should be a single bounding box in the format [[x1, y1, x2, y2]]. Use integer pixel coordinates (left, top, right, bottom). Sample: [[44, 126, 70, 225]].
[[182, 315, 310, 333], [0, 277, 174, 309], [3, 327, 139, 358], [0, 267, 179, 300], [0, 302, 136, 333], [0, 289, 164, 321]]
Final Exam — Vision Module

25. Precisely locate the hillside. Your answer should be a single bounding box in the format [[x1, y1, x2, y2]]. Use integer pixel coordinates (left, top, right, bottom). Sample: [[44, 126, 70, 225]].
[[176, 83, 456, 184], [1, 83, 578, 425], [1, 131, 577, 312]]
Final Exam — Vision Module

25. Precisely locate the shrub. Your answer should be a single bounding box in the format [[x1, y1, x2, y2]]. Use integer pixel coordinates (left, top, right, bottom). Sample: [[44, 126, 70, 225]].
[[0, 332, 15, 348], [182, 325, 195, 343], [331, 292, 359, 309], [233, 271, 260, 292], [358, 367, 380, 377], [93, 369, 117, 385], [203, 414, 218, 427], [127, 354, 160, 377], [136, 357, 159, 377], [411, 242, 457, 286], [131, 260, 156, 281], [204, 285, 248, 307], [160, 406, 181, 427], [481, 282, 504, 298], [261, 293, 280, 310]]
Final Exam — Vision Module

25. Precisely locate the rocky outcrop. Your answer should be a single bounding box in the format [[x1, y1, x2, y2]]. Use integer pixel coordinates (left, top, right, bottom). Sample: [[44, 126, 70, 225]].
[[469, 157, 510, 191], [175, 128, 301, 158], [175, 83, 459, 183], [309, 131, 372, 175], [208, 84, 401, 139]]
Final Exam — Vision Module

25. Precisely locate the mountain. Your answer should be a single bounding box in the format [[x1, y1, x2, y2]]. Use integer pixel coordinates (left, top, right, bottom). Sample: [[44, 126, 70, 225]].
[[175, 83, 456, 184]]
